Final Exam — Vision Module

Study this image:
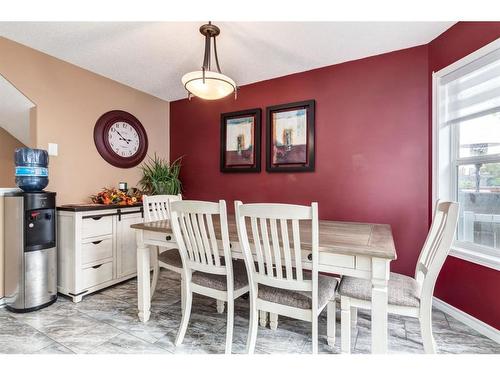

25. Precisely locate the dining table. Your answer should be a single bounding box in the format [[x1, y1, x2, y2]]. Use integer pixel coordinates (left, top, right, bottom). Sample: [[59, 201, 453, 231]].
[[131, 215, 397, 354]]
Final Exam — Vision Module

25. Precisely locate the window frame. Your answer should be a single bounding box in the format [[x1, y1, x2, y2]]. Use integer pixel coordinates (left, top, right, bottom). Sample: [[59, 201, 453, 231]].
[[433, 37, 500, 271]]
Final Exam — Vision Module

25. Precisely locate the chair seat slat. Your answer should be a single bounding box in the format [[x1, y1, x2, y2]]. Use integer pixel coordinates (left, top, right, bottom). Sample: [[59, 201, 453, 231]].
[[270, 219, 283, 279], [191, 212, 208, 264], [280, 219, 293, 281], [292, 219, 303, 282], [260, 218, 275, 277], [179, 213, 195, 261], [185, 212, 201, 263], [251, 217, 265, 275], [206, 214, 221, 267], [198, 213, 214, 266]]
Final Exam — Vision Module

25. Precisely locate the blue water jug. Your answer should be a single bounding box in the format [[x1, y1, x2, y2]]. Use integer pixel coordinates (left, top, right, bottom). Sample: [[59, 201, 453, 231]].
[[15, 148, 49, 192]]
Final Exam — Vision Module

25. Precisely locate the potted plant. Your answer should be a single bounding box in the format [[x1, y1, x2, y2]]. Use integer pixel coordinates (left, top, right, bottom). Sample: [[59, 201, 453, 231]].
[[138, 154, 183, 195]]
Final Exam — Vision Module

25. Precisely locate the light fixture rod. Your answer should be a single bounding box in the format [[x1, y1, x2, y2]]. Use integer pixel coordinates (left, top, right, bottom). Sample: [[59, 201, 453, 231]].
[[213, 37, 222, 73], [203, 33, 211, 71], [199, 21, 223, 73]]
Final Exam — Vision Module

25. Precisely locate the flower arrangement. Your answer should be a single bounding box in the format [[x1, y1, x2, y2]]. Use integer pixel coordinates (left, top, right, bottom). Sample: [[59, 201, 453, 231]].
[[90, 187, 143, 206]]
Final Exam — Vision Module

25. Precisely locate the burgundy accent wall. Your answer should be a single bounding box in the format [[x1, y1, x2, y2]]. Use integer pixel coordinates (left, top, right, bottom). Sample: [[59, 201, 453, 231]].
[[170, 22, 500, 329], [429, 22, 500, 329], [171, 45, 430, 278]]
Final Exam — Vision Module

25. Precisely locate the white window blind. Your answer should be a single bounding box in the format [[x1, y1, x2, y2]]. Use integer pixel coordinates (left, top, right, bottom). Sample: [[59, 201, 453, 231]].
[[441, 48, 500, 125]]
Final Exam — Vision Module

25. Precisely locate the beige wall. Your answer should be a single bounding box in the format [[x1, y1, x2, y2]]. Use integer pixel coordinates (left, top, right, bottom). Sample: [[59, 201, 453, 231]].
[[0, 127, 26, 187], [0, 37, 169, 299], [0, 36, 170, 205]]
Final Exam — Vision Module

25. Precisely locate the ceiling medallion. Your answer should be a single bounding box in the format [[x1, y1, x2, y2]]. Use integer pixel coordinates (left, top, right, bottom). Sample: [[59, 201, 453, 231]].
[[181, 22, 237, 101]]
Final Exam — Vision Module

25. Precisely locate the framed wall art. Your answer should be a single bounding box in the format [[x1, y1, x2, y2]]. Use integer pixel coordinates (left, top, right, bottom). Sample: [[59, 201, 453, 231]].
[[266, 100, 315, 172], [220, 108, 261, 173]]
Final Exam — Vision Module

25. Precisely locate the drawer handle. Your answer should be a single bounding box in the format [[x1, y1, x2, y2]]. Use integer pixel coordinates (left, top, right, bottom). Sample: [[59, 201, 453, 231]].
[[92, 264, 103, 269], [92, 216, 103, 221], [91, 240, 103, 245], [166, 235, 172, 241], [230, 242, 232, 249], [307, 253, 312, 261]]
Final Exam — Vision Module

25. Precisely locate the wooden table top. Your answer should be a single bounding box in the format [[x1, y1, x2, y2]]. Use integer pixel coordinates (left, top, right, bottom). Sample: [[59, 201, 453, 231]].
[[131, 215, 397, 260]]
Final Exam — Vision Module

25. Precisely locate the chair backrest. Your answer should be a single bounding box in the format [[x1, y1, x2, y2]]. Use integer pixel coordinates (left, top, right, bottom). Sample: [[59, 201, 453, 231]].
[[142, 194, 182, 222], [415, 200, 459, 303], [169, 200, 232, 279], [234, 201, 319, 307]]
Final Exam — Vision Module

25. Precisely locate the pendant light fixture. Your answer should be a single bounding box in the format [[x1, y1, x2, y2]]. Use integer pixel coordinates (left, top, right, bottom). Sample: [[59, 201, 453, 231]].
[[181, 22, 237, 100]]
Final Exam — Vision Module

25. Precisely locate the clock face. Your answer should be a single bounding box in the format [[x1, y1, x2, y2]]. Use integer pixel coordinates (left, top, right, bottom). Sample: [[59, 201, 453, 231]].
[[94, 110, 148, 168], [108, 121, 140, 158]]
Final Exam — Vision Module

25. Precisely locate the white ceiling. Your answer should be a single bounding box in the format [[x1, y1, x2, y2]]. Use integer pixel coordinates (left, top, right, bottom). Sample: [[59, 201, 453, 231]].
[[0, 74, 34, 145], [0, 22, 455, 101]]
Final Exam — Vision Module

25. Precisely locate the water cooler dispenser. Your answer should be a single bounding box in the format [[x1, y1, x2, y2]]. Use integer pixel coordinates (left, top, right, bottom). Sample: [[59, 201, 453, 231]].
[[4, 191, 57, 312], [3, 148, 57, 312]]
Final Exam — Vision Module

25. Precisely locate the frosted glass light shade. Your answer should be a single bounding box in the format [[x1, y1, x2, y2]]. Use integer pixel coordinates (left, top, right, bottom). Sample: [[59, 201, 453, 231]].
[[181, 70, 236, 100]]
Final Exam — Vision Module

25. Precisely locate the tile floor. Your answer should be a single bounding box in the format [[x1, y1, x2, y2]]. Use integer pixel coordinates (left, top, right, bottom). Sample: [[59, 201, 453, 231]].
[[0, 271, 499, 354]]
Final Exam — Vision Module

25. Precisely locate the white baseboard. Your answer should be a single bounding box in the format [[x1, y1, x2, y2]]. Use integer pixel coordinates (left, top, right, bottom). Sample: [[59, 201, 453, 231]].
[[433, 297, 500, 344], [0, 297, 4, 308]]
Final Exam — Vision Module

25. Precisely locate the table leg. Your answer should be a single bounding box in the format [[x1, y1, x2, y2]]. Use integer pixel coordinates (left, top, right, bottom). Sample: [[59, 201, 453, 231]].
[[269, 313, 278, 330], [259, 310, 268, 327], [371, 258, 390, 354], [136, 230, 151, 322]]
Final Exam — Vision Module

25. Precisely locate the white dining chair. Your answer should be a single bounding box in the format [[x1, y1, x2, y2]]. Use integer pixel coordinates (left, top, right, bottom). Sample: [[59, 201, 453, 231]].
[[169, 199, 249, 354], [338, 200, 459, 354], [143, 194, 183, 298], [234, 201, 338, 354]]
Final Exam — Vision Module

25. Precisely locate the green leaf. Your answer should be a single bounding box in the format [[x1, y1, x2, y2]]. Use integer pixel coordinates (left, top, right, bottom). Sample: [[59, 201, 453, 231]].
[[138, 153, 184, 196]]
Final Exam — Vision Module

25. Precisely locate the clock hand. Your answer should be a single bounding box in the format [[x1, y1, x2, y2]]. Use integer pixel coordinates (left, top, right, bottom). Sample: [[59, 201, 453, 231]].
[[116, 131, 130, 144]]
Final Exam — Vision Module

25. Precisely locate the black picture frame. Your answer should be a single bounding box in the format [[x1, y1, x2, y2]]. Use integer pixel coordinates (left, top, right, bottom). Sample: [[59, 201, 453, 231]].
[[266, 100, 315, 172], [220, 108, 261, 173]]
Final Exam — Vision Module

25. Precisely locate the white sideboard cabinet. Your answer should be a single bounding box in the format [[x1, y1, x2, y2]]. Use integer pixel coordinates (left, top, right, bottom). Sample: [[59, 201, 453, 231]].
[[57, 204, 144, 302]]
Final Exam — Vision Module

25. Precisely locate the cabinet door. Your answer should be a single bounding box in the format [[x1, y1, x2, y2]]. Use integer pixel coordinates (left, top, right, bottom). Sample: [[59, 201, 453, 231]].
[[116, 212, 143, 278]]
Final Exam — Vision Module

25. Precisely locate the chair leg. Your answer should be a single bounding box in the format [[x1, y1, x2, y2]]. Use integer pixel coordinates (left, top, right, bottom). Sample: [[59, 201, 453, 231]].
[[327, 300, 336, 347], [247, 296, 258, 354], [420, 308, 437, 354], [259, 310, 267, 327], [225, 299, 234, 354], [175, 286, 192, 346], [312, 316, 319, 354], [180, 275, 185, 311], [341, 295, 352, 353], [351, 307, 358, 327], [216, 300, 225, 314], [269, 313, 278, 330], [150, 247, 159, 299]]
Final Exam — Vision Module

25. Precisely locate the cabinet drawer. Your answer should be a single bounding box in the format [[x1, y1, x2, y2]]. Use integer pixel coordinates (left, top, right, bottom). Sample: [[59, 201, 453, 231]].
[[82, 216, 113, 238], [81, 237, 113, 265], [356, 256, 371, 271], [318, 252, 355, 269], [143, 230, 177, 247], [82, 261, 113, 289]]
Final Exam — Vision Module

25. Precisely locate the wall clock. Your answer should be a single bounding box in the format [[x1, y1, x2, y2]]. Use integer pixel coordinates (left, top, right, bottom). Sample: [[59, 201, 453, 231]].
[[93, 110, 148, 168]]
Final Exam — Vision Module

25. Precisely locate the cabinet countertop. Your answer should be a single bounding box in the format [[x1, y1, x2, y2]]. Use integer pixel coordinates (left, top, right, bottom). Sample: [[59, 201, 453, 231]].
[[57, 203, 143, 212]]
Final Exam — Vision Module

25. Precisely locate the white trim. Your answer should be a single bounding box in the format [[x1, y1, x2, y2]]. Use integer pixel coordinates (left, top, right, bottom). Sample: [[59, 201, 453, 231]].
[[0, 297, 4, 307], [432, 37, 500, 270], [450, 247, 500, 270], [433, 297, 500, 344], [432, 71, 439, 214]]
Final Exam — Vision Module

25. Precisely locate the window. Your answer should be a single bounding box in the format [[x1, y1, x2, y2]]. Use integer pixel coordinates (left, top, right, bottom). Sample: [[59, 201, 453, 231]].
[[433, 38, 500, 270]]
